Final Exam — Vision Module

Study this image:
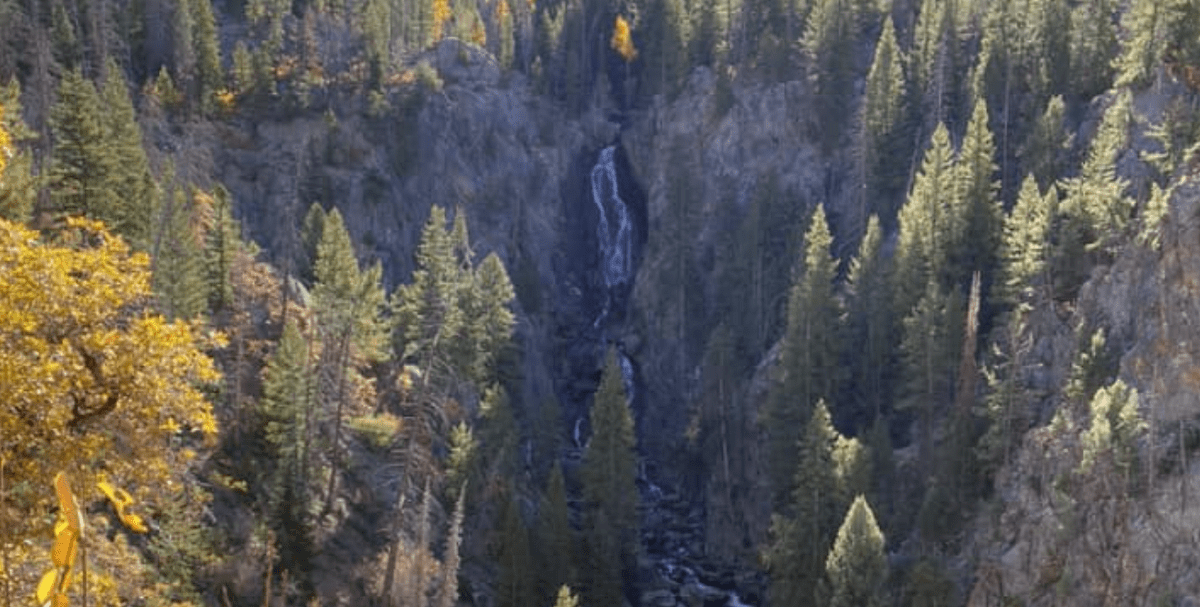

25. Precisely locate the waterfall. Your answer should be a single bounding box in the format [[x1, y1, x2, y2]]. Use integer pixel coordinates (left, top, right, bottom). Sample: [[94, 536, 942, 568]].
[[589, 145, 636, 402], [590, 146, 633, 331]]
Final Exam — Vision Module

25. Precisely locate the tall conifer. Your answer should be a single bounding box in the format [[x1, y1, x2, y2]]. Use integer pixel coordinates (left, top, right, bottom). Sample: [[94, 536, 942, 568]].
[[581, 348, 639, 607], [766, 204, 841, 504], [825, 496, 887, 607]]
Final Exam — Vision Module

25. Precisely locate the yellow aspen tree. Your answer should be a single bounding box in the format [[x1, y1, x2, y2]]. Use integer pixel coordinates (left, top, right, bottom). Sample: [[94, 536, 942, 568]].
[[432, 0, 451, 43], [611, 15, 637, 62], [0, 217, 220, 543]]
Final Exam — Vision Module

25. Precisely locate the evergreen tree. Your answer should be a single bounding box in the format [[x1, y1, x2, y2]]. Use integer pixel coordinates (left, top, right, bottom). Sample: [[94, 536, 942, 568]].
[[99, 59, 156, 248], [766, 204, 841, 504], [1055, 91, 1131, 295], [231, 41, 256, 96], [951, 99, 1002, 292], [999, 175, 1056, 307], [802, 0, 856, 150], [767, 401, 840, 607], [1018, 95, 1070, 190], [979, 305, 1033, 472], [694, 323, 746, 537], [581, 348, 639, 607], [153, 186, 207, 320], [314, 208, 388, 360], [50, 68, 118, 229], [394, 205, 466, 390], [312, 207, 388, 514], [0, 80, 37, 222], [497, 495, 536, 607], [909, 0, 959, 127], [537, 461, 576, 604], [261, 320, 320, 580], [192, 0, 222, 112], [860, 17, 908, 222], [1079, 379, 1145, 482], [899, 280, 958, 471], [641, 0, 691, 98], [847, 215, 895, 424], [1113, 0, 1197, 88], [895, 123, 959, 311], [1068, 0, 1117, 99], [51, 0, 82, 69], [552, 585, 580, 607], [825, 496, 887, 607], [204, 186, 243, 313], [496, 0, 515, 70], [173, 0, 197, 99]]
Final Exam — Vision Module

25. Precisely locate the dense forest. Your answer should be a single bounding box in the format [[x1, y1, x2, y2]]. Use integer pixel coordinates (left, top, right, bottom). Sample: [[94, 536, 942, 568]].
[[3, 0, 1200, 605]]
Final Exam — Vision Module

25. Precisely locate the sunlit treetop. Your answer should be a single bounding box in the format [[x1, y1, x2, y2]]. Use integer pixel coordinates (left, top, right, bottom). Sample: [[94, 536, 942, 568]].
[[0, 103, 9, 177], [611, 15, 637, 63], [0, 217, 220, 542]]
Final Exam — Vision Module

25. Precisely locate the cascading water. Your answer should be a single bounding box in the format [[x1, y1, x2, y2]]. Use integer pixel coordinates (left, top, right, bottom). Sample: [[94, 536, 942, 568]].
[[588, 145, 636, 401], [590, 146, 634, 330], [563, 145, 758, 607]]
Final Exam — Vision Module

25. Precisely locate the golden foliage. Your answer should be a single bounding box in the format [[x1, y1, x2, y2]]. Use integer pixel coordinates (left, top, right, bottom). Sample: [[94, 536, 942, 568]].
[[610, 15, 637, 62], [0, 218, 219, 542], [432, 0, 451, 42], [0, 102, 9, 178]]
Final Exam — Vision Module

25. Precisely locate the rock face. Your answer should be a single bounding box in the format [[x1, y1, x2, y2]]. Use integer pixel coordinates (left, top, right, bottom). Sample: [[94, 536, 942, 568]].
[[966, 178, 1200, 606]]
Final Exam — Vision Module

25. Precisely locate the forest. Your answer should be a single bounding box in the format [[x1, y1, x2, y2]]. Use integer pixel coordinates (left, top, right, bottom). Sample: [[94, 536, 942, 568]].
[[2, 0, 1200, 605]]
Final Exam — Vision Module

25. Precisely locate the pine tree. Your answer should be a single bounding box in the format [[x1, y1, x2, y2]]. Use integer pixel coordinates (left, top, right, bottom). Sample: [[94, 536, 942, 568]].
[[766, 204, 842, 504], [1112, 0, 1192, 88], [999, 175, 1056, 307], [0, 80, 37, 222], [860, 17, 908, 222], [1019, 95, 1070, 190], [192, 0, 222, 112], [314, 208, 388, 359], [1068, 0, 1116, 99], [173, 0, 197, 100], [204, 186, 243, 313], [552, 585, 580, 607], [951, 99, 1002, 294], [51, 0, 82, 69], [1055, 91, 1131, 295], [803, 0, 856, 150], [847, 215, 895, 424], [1079, 380, 1145, 486], [899, 280, 958, 472], [825, 496, 887, 607], [536, 461, 576, 605], [50, 68, 119, 228], [232, 40, 256, 96], [909, 0, 959, 127], [496, 0, 515, 69], [641, 0, 691, 98], [767, 401, 841, 607], [312, 207, 388, 513], [261, 320, 319, 580], [581, 348, 639, 607], [153, 186, 207, 320], [394, 205, 466, 392], [895, 123, 958, 311], [497, 495, 536, 607], [99, 59, 156, 249]]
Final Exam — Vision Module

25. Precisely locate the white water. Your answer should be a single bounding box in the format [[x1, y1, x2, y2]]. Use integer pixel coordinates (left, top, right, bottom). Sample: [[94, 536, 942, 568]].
[[591, 146, 633, 291], [590, 146, 633, 331], [589, 146, 637, 403]]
